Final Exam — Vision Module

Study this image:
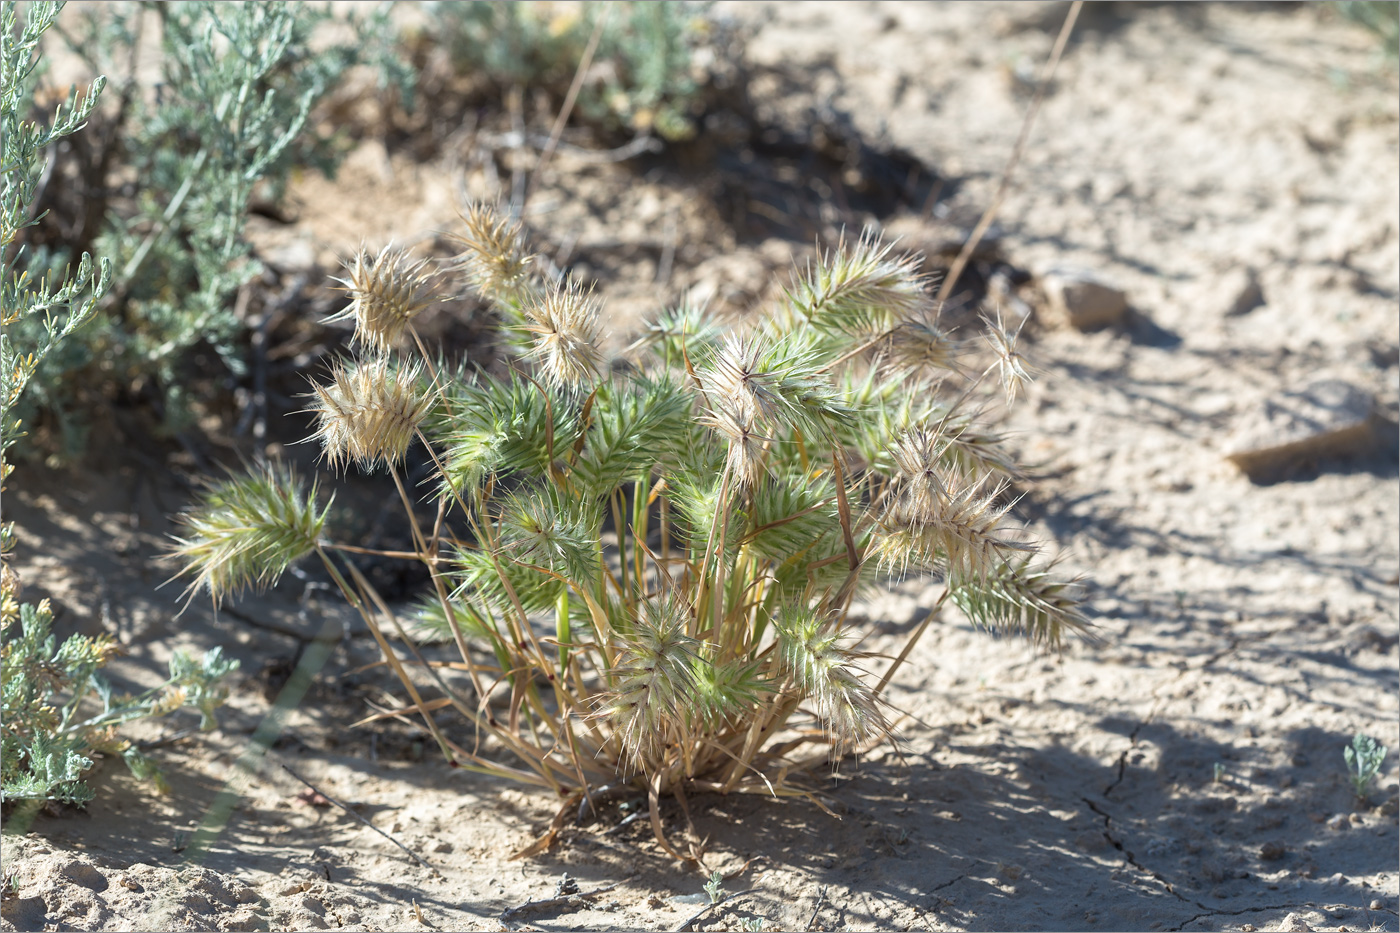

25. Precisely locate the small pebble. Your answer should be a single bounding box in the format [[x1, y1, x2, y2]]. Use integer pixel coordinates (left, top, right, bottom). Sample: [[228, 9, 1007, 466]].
[[1370, 899, 1386, 911], [1041, 269, 1128, 330], [1260, 841, 1287, 861]]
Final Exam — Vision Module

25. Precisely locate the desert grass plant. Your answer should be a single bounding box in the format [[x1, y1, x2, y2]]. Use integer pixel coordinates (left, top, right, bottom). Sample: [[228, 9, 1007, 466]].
[[170, 205, 1088, 858], [1, 0, 239, 815]]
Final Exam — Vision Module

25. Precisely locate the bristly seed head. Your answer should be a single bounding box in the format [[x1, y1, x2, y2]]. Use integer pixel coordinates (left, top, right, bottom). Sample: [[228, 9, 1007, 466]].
[[598, 596, 701, 774], [168, 464, 329, 608], [774, 608, 888, 746], [455, 204, 534, 307], [307, 359, 433, 472], [878, 425, 1034, 580], [700, 394, 771, 488], [888, 424, 949, 517], [983, 309, 1034, 405], [887, 314, 962, 375], [704, 336, 784, 424], [522, 281, 603, 389], [329, 246, 440, 355], [788, 232, 930, 336]]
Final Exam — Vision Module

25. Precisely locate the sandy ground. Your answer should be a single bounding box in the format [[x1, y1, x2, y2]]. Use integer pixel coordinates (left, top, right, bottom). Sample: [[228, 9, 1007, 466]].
[[3, 3, 1398, 931]]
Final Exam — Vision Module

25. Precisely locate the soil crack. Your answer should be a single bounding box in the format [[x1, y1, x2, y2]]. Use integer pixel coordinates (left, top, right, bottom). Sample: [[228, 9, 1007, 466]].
[[1081, 797, 1192, 905], [1167, 902, 1321, 932]]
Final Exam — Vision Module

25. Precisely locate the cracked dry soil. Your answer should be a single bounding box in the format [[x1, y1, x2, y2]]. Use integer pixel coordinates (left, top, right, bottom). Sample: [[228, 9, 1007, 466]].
[[3, 3, 1398, 931]]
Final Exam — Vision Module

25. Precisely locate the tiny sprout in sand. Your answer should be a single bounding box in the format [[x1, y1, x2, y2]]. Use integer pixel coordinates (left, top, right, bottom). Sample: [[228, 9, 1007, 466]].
[[170, 204, 1089, 859]]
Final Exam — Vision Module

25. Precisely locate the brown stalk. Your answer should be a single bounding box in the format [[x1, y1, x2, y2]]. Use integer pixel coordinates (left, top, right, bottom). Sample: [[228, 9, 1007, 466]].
[[935, 0, 1084, 305], [315, 548, 458, 767], [522, 1, 615, 213]]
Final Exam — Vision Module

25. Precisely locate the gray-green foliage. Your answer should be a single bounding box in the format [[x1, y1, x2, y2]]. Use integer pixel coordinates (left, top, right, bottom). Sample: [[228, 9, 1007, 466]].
[[1344, 732, 1388, 798], [0, 0, 111, 471], [425, 0, 709, 140], [19, 1, 410, 455], [1, 0, 238, 812], [1, 594, 239, 806], [1335, 2, 1399, 59]]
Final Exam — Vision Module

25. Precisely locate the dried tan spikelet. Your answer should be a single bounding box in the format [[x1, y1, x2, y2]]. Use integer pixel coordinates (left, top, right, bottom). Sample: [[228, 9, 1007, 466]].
[[455, 204, 533, 306], [887, 314, 962, 375], [888, 424, 949, 518], [701, 395, 770, 488], [983, 309, 1035, 405], [878, 471, 1034, 582], [329, 246, 440, 355], [521, 281, 604, 388], [307, 359, 433, 472], [879, 425, 1033, 579], [703, 335, 787, 427]]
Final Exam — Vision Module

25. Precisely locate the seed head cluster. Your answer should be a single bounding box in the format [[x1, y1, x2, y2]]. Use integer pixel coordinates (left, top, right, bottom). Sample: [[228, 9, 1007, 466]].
[[775, 609, 888, 746], [455, 204, 533, 307], [878, 425, 1033, 580], [330, 246, 440, 355], [522, 282, 603, 388], [308, 360, 433, 472], [599, 598, 701, 773]]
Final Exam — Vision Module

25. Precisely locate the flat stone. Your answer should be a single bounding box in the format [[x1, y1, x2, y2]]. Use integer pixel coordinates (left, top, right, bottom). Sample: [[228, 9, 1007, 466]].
[[1225, 380, 1381, 480], [1041, 269, 1127, 330]]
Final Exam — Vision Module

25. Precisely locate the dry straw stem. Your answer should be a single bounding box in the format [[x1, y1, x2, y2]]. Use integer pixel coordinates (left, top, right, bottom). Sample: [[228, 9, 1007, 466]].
[[937, 0, 1084, 304], [170, 201, 1090, 859]]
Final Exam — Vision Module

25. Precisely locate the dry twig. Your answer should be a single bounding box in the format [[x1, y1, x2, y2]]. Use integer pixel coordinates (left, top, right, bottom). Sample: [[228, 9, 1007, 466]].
[[279, 764, 438, 875], [500, 877, 629, 921], [672, 890, 750, 932], [936, 0, 1084, 304]]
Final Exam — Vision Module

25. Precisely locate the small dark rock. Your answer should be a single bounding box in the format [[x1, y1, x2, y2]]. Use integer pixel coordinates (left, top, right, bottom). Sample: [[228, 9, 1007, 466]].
[[1223, 268, 1265, 316], [1260, 841, 1287, 861]]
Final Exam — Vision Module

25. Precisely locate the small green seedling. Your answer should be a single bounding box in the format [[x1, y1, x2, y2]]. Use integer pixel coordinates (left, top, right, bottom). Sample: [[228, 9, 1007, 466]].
[[704, 871, 725, 905], [1344, 733, 1388, 799], [741, 919, 765, 932], [1212, 762, 1226, 784]]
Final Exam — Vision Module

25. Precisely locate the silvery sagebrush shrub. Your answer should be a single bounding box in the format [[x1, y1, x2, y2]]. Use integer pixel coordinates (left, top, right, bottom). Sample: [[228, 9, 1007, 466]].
[[14, 0, 410, 457], [171, 204, 1089, 858], [1, 0, 238, 812], [422, 0, 709, 141]]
